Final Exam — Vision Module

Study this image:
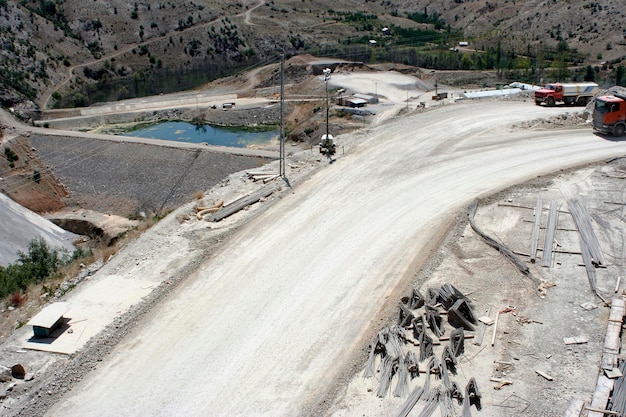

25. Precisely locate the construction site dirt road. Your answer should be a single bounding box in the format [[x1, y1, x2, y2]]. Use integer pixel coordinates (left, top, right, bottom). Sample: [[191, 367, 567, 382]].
[[4, 79, 626, 416]]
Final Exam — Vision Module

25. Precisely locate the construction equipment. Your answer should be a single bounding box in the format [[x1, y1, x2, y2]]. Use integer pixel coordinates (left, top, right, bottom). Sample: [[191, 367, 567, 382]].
[[534, 82, 599, 106], [593, 91, 626, 136], [319, 134, 336, 157]]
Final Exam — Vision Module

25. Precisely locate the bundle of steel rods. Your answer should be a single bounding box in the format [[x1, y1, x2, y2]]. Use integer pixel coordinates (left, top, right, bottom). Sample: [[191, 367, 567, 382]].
[[541, 201, 559, 267], [609, 360, 626, 414], [377, 356, 397, 397], [416, 388, 441, 417], [396, 386, 425, 417], [569, 198, 605, 266], [393, 358, 409, 398]]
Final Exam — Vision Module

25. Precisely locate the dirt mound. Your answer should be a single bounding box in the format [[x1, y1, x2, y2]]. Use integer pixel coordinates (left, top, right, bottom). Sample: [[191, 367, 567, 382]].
[[0, 136, 68, 214]]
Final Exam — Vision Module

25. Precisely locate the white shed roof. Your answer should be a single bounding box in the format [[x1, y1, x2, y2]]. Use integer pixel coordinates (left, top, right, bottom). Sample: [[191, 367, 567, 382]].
[[27, 302, 70, 329], [462, 88, 522, 99]]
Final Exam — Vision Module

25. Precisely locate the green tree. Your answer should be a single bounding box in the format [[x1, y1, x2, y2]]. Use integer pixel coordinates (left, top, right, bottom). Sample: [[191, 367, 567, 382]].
[[460, 54, 474, 70], [584, 65, 595, 82], [4, 147, 18, 168], [16, 238, 60, 286]]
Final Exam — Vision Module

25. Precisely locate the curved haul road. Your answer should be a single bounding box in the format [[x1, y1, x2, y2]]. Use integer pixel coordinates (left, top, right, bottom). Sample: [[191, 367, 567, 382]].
[[47, 101, 626, 416]]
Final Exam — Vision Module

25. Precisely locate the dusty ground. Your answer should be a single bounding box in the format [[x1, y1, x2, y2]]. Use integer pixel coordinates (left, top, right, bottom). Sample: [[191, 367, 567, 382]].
[[330, 162, 626, 416], [2, 66, 626, 417]]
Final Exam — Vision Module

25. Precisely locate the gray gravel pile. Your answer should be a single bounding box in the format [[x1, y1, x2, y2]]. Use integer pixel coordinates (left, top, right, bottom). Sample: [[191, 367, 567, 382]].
[[28, 134, 270, 217]]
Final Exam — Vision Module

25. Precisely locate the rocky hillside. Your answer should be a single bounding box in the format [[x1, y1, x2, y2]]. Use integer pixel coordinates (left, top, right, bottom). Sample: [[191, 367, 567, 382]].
[[0, 0, 624, 110]]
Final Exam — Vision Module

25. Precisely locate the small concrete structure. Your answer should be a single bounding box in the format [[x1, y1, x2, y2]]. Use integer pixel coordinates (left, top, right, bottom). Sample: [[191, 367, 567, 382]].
[[337, 97, 368, 108], [27, 302, 70, 337], [354, 93, 379, 104]]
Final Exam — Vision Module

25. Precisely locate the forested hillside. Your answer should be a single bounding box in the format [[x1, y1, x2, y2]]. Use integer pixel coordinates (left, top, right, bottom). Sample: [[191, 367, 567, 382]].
[[0, 0, 623, 110]]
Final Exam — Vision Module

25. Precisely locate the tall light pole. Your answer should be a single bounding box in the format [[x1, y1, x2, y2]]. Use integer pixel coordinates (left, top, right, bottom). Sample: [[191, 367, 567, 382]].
[[323, 68, 331, 140], [319, 68, 335, 159], [279, 54, 285, 178]]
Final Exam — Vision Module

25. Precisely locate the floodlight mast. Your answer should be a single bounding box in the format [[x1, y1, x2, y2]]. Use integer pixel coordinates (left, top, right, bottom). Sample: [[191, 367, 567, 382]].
[[324, 68, 331, 140], [319, 68, 336, 159], [279, 54, 285, 177]]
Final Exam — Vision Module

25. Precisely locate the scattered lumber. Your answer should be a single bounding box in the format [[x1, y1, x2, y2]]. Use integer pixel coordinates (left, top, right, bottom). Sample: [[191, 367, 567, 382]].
[[586, 406, 620, 416], [474, 306, 492, 346], [535, 370, 553, 381], [601, 298, 624, 371], [605, 368, 622, 379], [490, 377, 513, 389], [563, 335, 589, 345], [563, 398, 585, 417], [206, 182, 280, 222], [490, 311, 500, 347], [582, 298, 626, 414], [245, 170, 279, 182], [195, 198, 224, 220]]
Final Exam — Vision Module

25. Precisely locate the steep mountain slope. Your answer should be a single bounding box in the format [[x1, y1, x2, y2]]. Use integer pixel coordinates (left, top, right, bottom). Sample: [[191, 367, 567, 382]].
[[0, 0, 623, 110], [396, 0, 626, 61]]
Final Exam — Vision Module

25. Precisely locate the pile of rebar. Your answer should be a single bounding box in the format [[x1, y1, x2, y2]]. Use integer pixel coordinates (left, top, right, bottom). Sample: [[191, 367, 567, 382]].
[[569, 198, 606, 300], [541, 201, 559, 267], [366, 282, 483, 416], [609, 361, 626, 414], [569, 198, 605, 266]]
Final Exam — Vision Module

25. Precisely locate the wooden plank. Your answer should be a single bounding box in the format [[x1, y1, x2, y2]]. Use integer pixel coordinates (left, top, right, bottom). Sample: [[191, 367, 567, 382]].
[[601, 299, 625, 370], [563, 335, 589, 345], [207, 183, 281, 222], [491, 311, 500, 347], [535, 370, 553, 381], [586, 406, 620, 416], [605, 368, 623, 379], [562, 398, 585, 417], [588, 299, 626, 415], [588, 375, 614, 417], [608, 298, 625, 322]]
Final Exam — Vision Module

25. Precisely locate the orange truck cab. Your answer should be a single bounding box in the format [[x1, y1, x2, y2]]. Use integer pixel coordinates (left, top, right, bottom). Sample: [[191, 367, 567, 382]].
[[593, 94, 626, 137]]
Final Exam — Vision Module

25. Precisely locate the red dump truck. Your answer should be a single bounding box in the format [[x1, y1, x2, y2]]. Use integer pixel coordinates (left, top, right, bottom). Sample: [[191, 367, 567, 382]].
[[593, 93, 626, 137], [534, 82, 599, 106]]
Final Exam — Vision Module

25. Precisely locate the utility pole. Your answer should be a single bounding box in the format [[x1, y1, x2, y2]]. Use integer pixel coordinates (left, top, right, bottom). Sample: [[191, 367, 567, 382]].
[[319, 68, 336, 160], [279, 54, 285, 178], [324, 68, 331, 140]]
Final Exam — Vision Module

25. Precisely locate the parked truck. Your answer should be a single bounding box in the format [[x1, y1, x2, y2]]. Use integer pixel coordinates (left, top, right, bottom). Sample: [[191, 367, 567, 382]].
[[593, 93, 626, 137], [534, 82, 599, 106]]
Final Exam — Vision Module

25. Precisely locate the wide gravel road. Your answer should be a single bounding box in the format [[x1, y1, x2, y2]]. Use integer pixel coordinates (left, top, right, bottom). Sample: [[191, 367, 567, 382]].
[[46, 100, 626, 416]]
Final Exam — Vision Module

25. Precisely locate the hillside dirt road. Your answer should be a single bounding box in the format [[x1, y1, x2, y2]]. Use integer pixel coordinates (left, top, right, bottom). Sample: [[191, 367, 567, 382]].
[[39, 99, 626, 416]]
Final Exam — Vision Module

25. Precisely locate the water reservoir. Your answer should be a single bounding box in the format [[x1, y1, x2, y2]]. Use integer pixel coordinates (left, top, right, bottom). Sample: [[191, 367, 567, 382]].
[[124, 121, 279, 148]]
